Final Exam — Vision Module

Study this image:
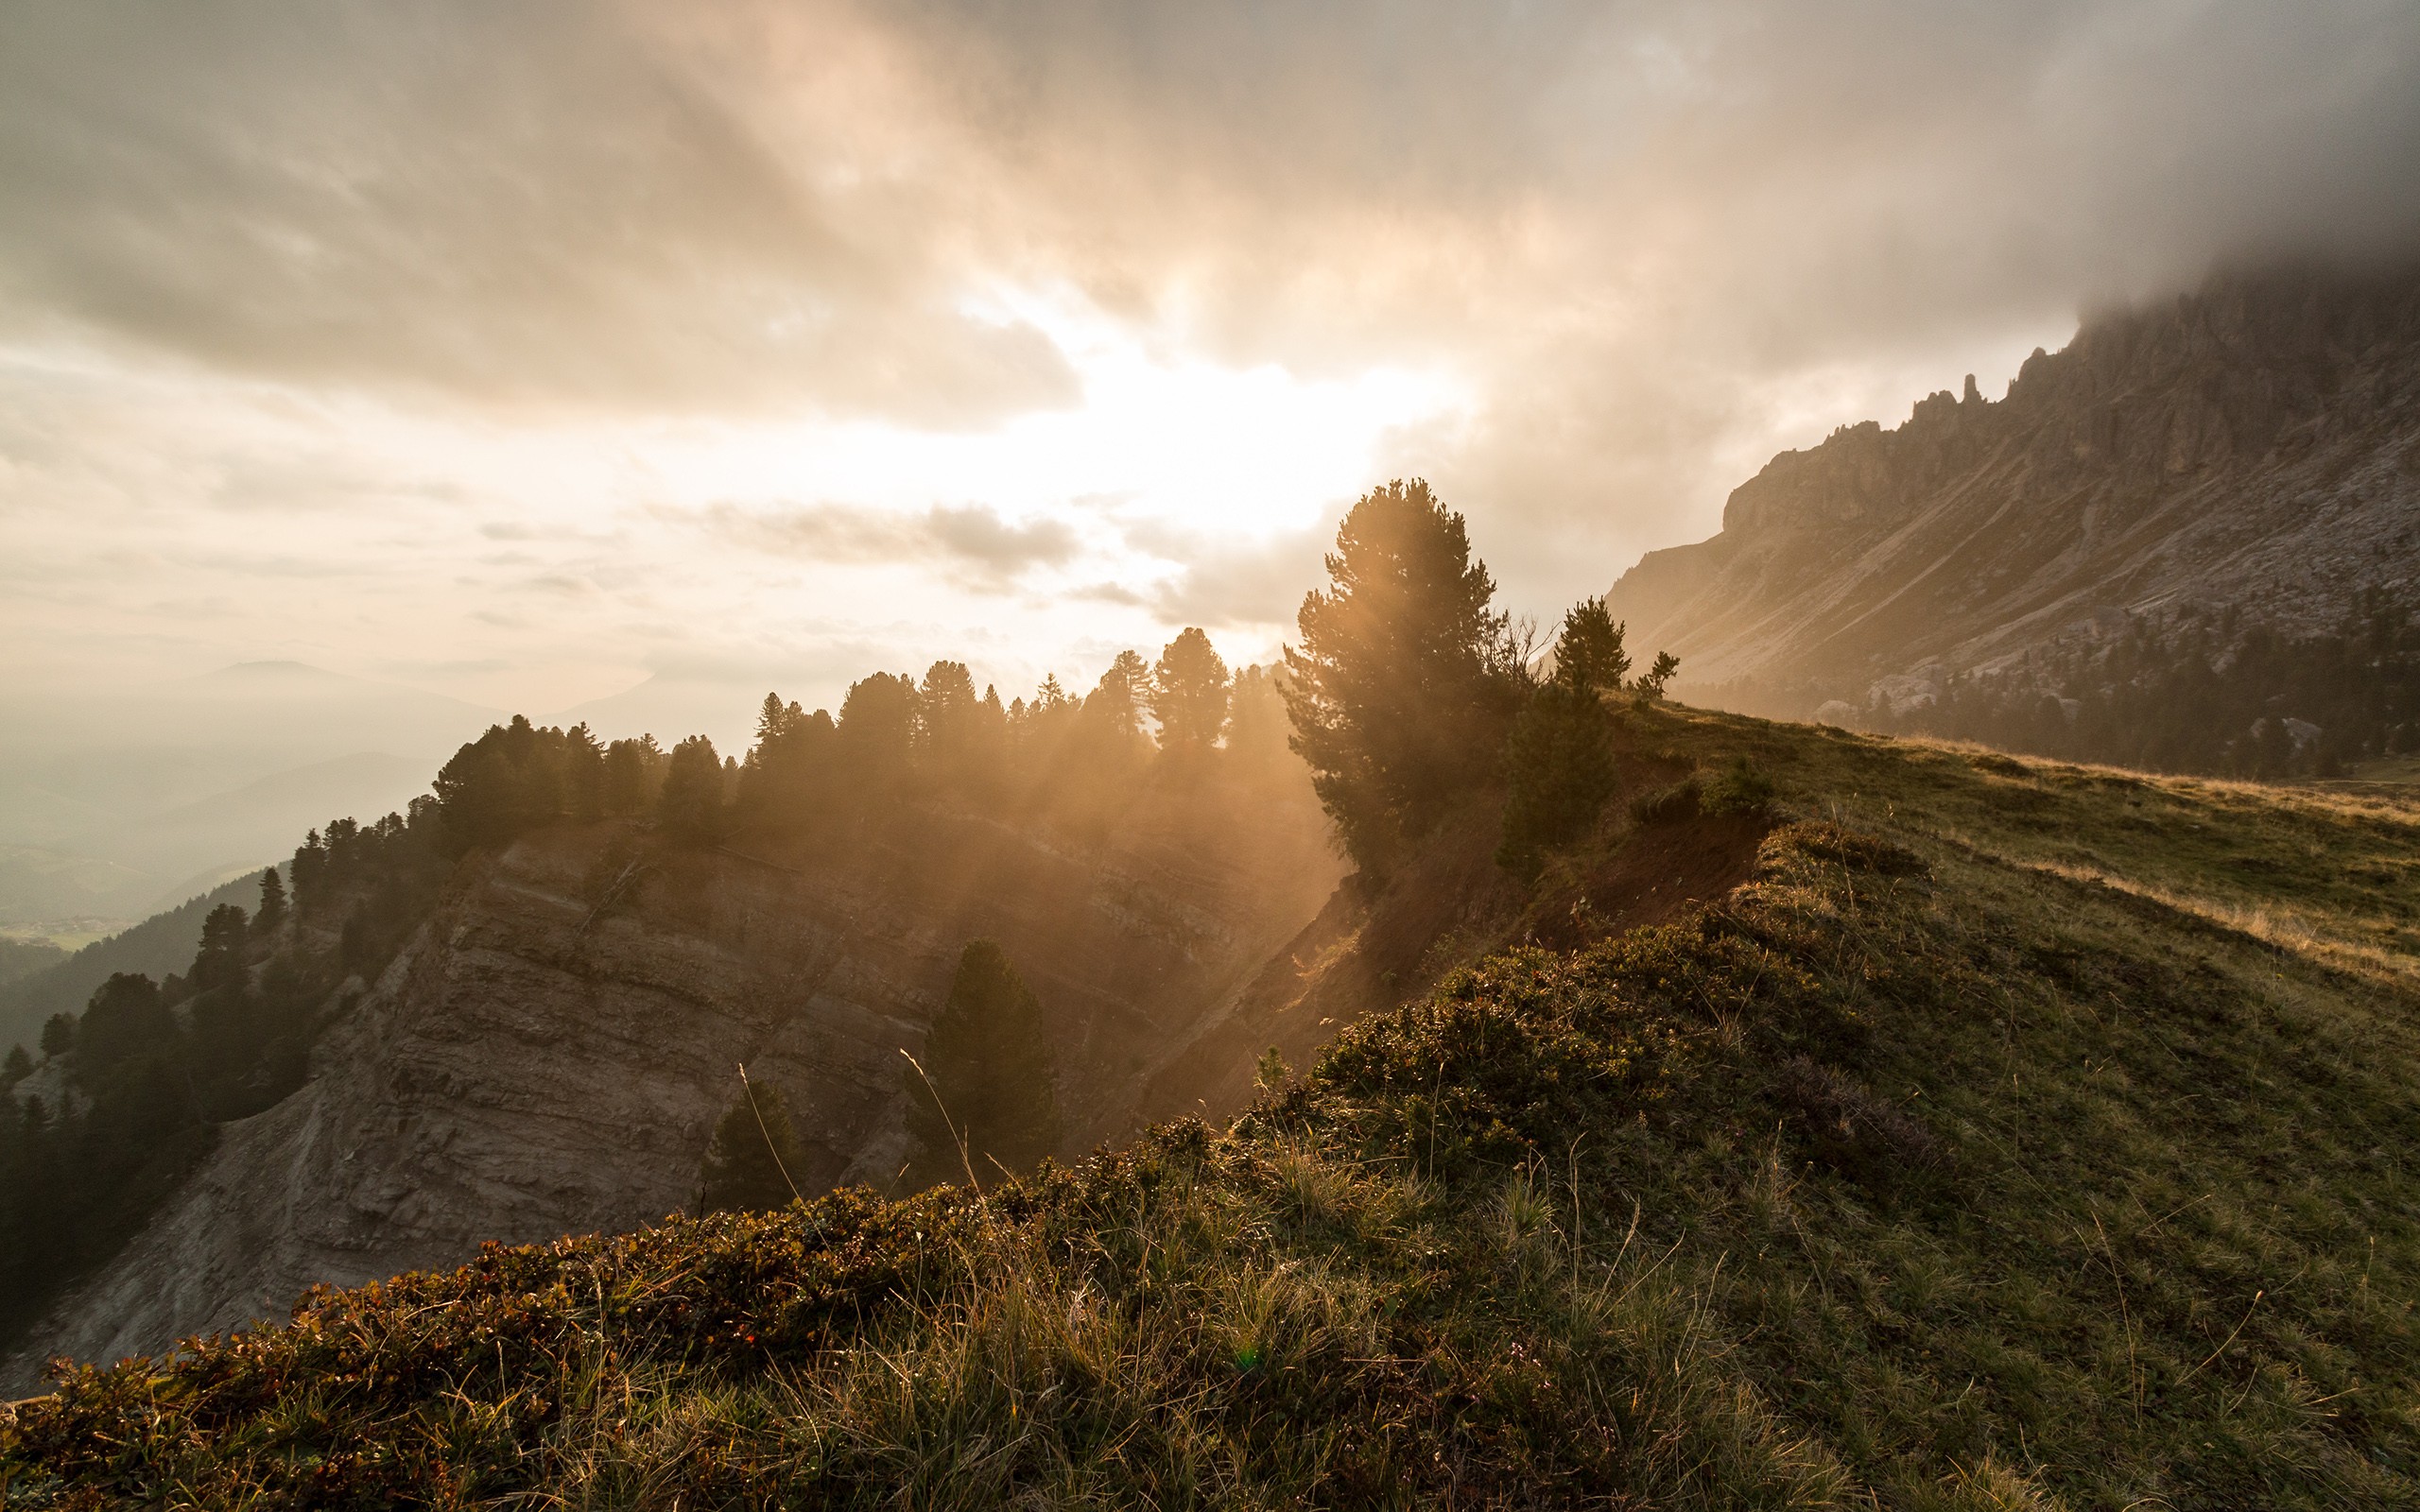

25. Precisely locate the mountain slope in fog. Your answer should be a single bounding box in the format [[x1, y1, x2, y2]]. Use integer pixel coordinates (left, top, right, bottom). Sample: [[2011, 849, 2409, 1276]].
[[1606, 263, 2420, 714]]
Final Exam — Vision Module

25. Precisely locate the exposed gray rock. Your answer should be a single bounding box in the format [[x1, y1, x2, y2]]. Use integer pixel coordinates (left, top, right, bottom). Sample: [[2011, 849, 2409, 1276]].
[[1607, 263, 2420, 715], [4, 779, 1341, 1392]]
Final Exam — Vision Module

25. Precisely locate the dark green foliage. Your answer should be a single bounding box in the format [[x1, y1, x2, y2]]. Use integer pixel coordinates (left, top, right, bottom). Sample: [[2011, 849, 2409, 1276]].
[[905, 940, 1063, 1188], [1497, 684, 1618, 875], [2, 799, 450, 1349], [0, 937, 65, 988], [1283, 479, 1521, 871], [251, 867, 286, 936], [1, 1044, 27, 1086], [1499, 599, 1650, 874], [737, 694, 837, 823], [601, 735, 667, 816], [1150, 627, 1232, 753], [1551, 597, 1631, 693], [698, 1077, 807, 1214], [838, 671, 920, 790], [433, 715, 608, 849], [1634, 649, 1681, 701], [0, 873, 256, 1044], [655, 735, 729, 842], [73, 973, 174, 1079], [184, 903, 249, 996]]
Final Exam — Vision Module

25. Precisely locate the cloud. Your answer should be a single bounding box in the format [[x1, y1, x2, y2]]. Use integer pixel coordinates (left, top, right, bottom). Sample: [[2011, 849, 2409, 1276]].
[[0, 2, 1081, 425], [701, 500, 1080, 585], [4, 0, 2417, 703], [1121, 517, 1331, 629]]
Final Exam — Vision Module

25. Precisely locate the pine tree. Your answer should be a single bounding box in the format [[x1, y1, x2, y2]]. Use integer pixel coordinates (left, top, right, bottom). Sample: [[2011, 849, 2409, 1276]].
[[189, 904, 251, 995], [290, 829, 328, 914], [77, 973, 174, 1077], [1150, 627, 1232, 754], [698, 1074, 808, 1213], [39, 1014, 73, 1057], [838, 672, 920, 793], [655, 736, 728, 841], [252, 868, 287, 936], [1282, 479, 1518, 872], [1553, 599, 1631, 693], [1497, 599, 1626, 876], [904, 940, 1063, 1189], [1496, 684, 1618, 876], [602, 736, 667, 816], [2, 1045, 28, 1087], [1634, 651, 1681, 702]]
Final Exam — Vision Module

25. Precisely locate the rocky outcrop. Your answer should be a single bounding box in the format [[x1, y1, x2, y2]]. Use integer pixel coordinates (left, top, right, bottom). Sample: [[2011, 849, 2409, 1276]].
[[4, 772, 1341, 1390], [1607, 262, 2420, 713]]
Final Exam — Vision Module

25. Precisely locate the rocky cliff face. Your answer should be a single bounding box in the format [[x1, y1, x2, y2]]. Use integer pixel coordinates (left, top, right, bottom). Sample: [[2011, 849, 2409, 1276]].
[[1607, 263, 2420, 713], [4, 771, 1341, 1391]]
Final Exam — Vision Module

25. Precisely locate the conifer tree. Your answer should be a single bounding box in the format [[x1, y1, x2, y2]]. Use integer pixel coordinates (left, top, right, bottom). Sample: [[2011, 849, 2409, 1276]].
[[1634, 651, 1681, 702], [698, 1074, 807, 1213], [1497, 600, 1625, 876], [1087, 651, 1151, 740], [655, 736, 728, 841], [290, 829, 328, 914], [251, 868, 286, 936], [1150, 627, 1232, 754], [77, 973, 174, 1077], [904, 939, 1063, 1189], [562, 723, 606, 818], [1283, 479, 1517, 871], [1553, 599, 1631, 693], [39, 1014, 73, 1057], [602, 735, 667, 816], [2, 1044, 29, 1087], [188, 904, 251, 994], [838, 671, 920, 793]]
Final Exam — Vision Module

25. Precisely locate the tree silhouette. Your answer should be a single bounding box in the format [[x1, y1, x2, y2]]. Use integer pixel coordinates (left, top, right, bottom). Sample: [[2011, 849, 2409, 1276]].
[[1497, 599, 1628, 875], [904, 939, 1063, 1189], [1150, 627, 1232, 755], [1283, 479, 1517, 871], [656, 736, 728, 841], [838, 671, 920, 795], [1554, 599, 1631, 694], [739, 693, 837, 823], [188, 904, 251, 995], [698, 1074, 807, 1213], [602, 735, 668, 816], [77, 973, 174, 1078], [251, 868, 286, 936], [1634, 651, 1681, 702]]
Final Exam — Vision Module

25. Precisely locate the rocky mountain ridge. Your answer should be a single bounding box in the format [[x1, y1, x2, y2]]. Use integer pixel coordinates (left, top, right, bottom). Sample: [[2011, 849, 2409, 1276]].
[[1606, 261, 2420, 715], [3, 775, 1342, 1393]]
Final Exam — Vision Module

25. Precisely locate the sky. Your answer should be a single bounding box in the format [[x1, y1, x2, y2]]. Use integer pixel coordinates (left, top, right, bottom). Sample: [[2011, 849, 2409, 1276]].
[[5, 0, 2418, 750]]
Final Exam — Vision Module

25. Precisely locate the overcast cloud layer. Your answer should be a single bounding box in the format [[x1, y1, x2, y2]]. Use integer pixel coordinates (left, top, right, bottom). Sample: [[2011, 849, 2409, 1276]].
[[4, 0, 2416, 740]]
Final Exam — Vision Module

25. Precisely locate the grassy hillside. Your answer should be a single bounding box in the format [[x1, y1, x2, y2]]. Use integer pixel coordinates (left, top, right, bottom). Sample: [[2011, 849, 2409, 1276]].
[[5, 707, 2417, 1508]]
